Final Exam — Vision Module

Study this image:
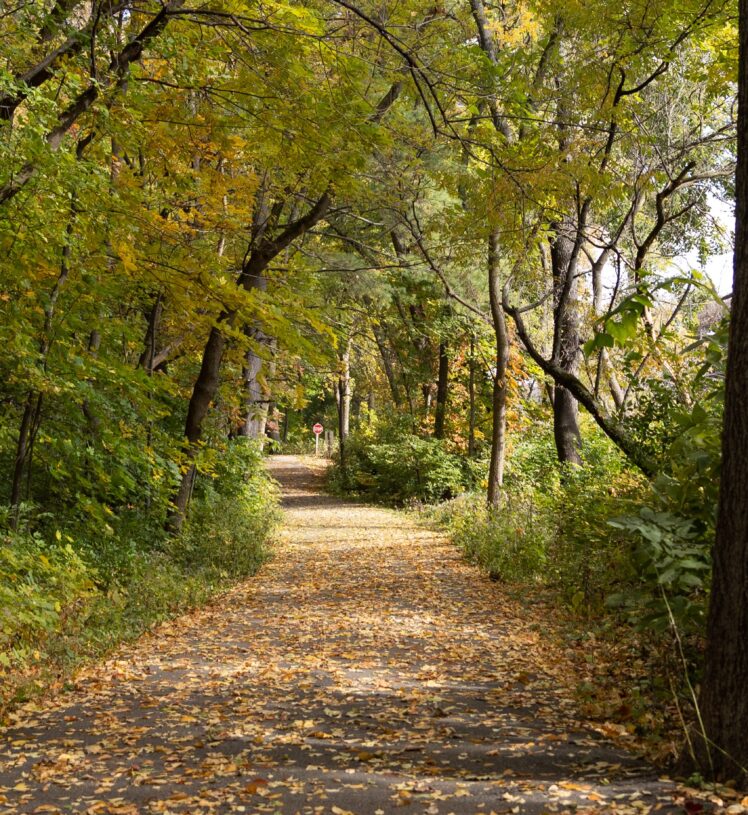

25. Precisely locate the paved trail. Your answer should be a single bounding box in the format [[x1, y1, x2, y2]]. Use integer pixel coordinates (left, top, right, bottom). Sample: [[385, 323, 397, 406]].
[[0, 456, 679, 814]]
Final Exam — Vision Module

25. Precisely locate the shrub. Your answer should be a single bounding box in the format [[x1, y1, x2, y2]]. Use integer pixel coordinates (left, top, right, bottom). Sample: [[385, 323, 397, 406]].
[[332, 421, 471, 504], [0, 439, 280, 711], [431, 423, 646, 613], [604, 321, 725, 633], [432, 492, 550, 583], [549, 434, 646, 614], [169, 439, 281, 577], [0, 528, 95, 675]]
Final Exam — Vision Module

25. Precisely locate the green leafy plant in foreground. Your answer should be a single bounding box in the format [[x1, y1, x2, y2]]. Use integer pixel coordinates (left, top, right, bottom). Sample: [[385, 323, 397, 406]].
[[0, 440, 280, 711]]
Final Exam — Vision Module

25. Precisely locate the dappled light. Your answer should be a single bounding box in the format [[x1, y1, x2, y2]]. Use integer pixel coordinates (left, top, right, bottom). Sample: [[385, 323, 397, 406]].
[[0, 458, 688, 814]]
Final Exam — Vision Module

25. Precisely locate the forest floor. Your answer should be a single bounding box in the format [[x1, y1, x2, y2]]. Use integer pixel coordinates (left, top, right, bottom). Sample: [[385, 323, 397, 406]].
[[0, 455, 710, 814]]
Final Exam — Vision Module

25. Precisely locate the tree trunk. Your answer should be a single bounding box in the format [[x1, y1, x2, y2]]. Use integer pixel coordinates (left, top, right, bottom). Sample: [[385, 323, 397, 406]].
[[468, 332, 477, 457], [487, 229, 510, 508], [337, 337, 352, 475], [372, 322, 402, 407], [434, 339, 449, 439], [551, 219, 583, 466], [166, 323, 227, 533], [692, 0, 748, 784], [10, 394, 36, 526], [237, 337, 270, 440], [138, 294, 163, 372], [237, 257, 272, 440]]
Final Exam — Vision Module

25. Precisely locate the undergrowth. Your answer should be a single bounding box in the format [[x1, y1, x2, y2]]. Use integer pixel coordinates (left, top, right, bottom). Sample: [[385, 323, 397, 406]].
[[0, 440, 280, 716]]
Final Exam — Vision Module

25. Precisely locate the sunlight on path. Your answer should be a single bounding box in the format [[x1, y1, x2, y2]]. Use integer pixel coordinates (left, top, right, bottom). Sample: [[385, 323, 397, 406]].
[[0, 455, 678, 814]]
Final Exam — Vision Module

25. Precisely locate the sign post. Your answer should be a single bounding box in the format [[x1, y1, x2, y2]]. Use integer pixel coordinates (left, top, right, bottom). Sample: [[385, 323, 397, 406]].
[[312, 422, 323, 456]]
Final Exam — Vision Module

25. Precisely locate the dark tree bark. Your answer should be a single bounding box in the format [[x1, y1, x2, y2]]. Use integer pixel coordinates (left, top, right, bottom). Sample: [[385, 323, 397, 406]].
[[166, 189, 331, 532], [166, 323, 226, 533], [692, 0, 748, 785], [433, 339, 449, 439], [372, 321, 402, 407], [10, 393, 37, 526], [550, 219, 583, 466], [487, 228, 509, 508], [468, 332, 477, 457]]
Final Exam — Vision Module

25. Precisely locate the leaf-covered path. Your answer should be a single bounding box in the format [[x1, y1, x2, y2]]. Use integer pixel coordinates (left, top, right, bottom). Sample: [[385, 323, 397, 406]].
[[1, 456, 680, 814]]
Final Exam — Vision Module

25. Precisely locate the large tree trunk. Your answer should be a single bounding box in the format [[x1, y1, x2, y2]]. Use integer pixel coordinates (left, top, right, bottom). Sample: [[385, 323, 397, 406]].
[[487, 229, 510, 508], [434, 339, 449, 439], [166, 323, 226, 533], [692, 0, 748, 784], [550, 219, 583, 466]]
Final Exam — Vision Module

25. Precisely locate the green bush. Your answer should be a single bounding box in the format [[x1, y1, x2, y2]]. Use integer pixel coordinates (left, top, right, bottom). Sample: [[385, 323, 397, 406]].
[[432, 492, 550, 583], [171, 442, 280, 578], [79, 551, 218, 656], [431, 423, 646, 613], [604, 320, 725, 633], [0, 439, 280, 711], [546, 433, 646, 613], [332, 421, 471, 504], [0, 528, 95, 674]]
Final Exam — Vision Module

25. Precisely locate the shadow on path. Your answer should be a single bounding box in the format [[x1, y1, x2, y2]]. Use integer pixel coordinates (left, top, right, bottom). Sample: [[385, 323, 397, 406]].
[[0, 455, 679, 814]]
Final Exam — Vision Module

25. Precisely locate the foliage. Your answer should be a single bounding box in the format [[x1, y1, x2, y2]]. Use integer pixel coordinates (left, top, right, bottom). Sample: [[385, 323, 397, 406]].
[[432, 493, 550, 583], [607, 508, 711, 633], [0, 442, 279, 710], [431, 422, 647, 613], [605, 321, 727, 633], [0, 0, 738, 770], [330, 420, 471, 504], [0, 526, 95, 675], [169, 441, 281, 578], [550, 437, 647, 614]]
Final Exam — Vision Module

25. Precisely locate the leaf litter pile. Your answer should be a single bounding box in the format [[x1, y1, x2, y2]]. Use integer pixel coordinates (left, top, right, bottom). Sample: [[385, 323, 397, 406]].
[[0, 456, 720, 815]]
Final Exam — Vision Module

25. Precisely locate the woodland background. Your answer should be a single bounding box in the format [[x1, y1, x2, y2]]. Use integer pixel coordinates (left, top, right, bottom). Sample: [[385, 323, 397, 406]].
[[0, 0, 741, 781]]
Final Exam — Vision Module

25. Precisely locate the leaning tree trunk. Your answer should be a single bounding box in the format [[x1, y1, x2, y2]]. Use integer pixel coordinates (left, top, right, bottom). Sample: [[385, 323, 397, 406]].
[[550, 219, 583, 466], [487, 228, 510, 508], [692, 0, 748, 784], [166, 323, 226, 533]]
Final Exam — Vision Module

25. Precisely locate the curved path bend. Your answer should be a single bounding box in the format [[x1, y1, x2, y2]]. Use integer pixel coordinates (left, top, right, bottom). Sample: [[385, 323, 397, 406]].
[[0, 455, 678, 814]]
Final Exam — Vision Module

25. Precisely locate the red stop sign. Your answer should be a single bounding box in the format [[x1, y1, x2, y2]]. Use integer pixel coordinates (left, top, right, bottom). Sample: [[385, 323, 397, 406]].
[[313, 423, 323, 435]]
